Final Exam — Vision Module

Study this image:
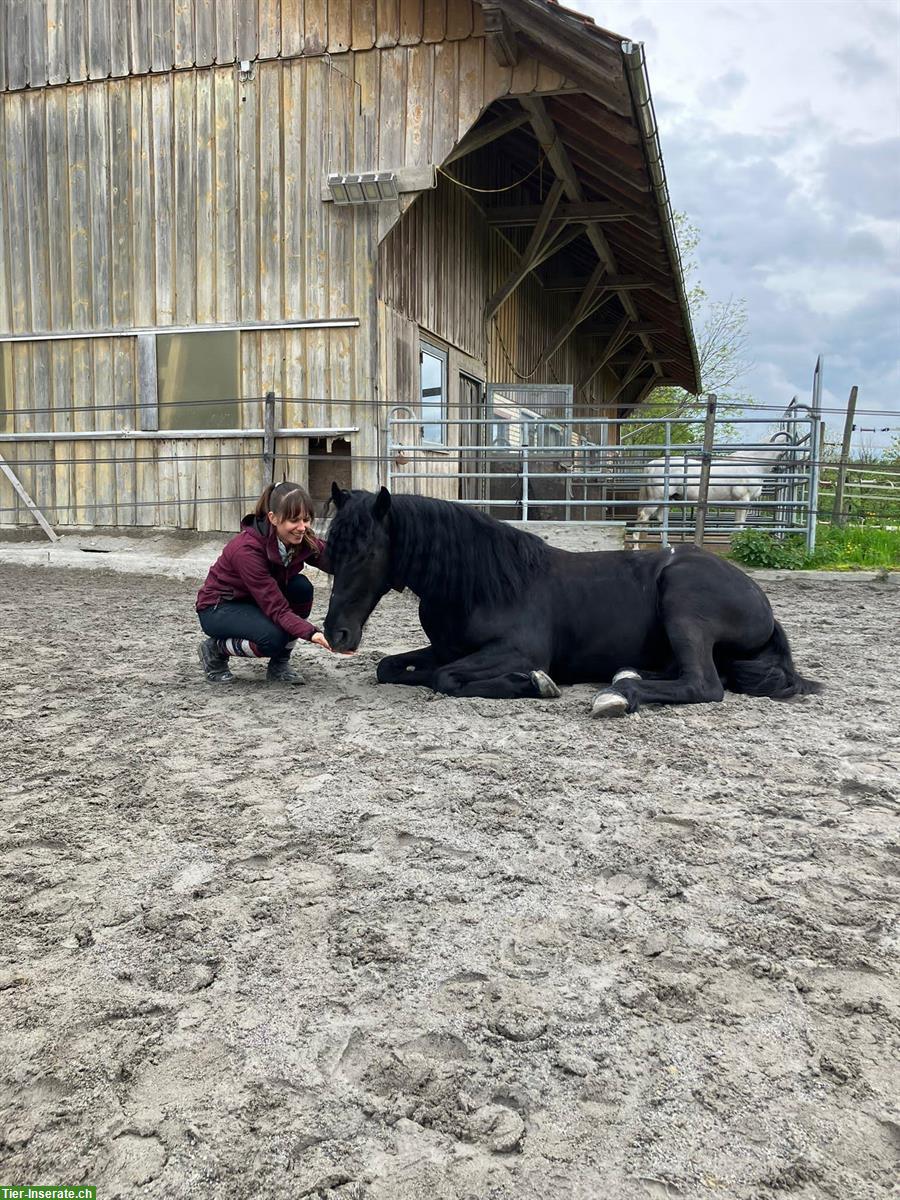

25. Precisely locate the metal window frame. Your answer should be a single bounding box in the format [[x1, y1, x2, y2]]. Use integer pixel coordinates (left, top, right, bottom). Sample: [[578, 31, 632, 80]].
[[487, 382, 575, 451], [419, 338, 449, 448]]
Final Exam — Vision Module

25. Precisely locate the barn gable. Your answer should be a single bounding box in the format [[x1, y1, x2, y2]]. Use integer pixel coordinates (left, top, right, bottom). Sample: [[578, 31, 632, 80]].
[[0, 0, 698, 531]]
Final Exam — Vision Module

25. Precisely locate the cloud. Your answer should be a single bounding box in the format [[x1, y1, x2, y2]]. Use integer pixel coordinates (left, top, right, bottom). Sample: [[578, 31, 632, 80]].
[[821, 137, 900, 221], [661, 115, 899, 424], [626, 16, 658, 41], [832, 43, 895, 85], [576, 0, 900, 437], [697, 69, 749, 110], [843, 228, 893, 261]]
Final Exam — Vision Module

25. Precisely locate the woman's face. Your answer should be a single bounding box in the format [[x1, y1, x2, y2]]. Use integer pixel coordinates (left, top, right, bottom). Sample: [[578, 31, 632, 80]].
[[269, 510, 311, 546]]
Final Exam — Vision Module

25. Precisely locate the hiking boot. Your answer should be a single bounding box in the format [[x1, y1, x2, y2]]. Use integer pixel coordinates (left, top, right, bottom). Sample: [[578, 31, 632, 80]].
[[198, 638, 234, 683], [266, 654, 305, 685]]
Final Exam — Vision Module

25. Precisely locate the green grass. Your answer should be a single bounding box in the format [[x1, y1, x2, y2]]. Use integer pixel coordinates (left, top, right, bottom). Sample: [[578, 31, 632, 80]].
[[730, 524, 900, 571], [807, 523, 900, 569]]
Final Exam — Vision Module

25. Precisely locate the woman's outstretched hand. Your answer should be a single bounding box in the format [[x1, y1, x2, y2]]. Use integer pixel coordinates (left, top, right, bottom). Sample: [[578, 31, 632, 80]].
[[311, 631, 355, 655]]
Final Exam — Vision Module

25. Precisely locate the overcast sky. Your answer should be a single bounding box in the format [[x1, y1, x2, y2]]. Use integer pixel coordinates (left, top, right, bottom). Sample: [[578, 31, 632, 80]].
[[577, 0, 900, 448]]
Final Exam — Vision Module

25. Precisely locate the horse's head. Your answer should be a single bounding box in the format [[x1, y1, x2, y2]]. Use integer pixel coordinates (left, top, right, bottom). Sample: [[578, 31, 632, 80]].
[[323, 483, 394, 652]]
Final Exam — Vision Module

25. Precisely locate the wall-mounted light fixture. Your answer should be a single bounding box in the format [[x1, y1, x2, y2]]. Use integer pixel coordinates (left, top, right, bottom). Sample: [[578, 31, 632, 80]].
[[327, 171, 399, 204]]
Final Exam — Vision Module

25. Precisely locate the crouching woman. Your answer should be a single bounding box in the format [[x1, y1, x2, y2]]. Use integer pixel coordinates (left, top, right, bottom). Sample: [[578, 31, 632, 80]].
[[196, 481, 344, 684]]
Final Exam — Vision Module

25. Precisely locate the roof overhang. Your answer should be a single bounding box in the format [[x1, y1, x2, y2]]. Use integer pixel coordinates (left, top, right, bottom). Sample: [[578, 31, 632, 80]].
[[468, 0, 701, 399]]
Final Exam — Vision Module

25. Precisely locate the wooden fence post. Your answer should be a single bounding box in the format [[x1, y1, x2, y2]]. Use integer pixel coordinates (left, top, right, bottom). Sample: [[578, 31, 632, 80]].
[[263, 391, 277, 483], [831, 385, 858, 527], [693, 394, 717, 547]]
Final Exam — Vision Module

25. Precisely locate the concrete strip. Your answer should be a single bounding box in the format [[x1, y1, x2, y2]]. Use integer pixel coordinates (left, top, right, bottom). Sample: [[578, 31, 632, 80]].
[[0, 542, 219, 582], [0, 527, 893, 586], [744, 568, 895, 584]]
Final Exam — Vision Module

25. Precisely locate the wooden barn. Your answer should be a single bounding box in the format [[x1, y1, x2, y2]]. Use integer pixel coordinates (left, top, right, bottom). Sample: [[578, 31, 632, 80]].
[[0, 0, 700, 533]]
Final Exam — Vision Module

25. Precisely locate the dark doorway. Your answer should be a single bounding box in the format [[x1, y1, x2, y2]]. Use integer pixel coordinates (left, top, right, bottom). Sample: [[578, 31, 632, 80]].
[[458, 373, 485, 505], [308, 437, 352, 516]]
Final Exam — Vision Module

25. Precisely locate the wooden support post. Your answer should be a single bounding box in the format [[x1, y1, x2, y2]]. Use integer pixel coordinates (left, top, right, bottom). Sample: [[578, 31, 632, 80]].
[[693, 394, 717, 548], [0, 451, 59, 541], [831, 385, 858, 527], [577, 317, 633, 391], [538, 259, 608, 366], [263, 391, 277, 482], [484, 178, 565, 322]]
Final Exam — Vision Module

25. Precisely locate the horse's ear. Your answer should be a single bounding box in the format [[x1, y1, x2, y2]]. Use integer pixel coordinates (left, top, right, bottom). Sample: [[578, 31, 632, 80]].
[[331, 481, 349, 509], [373, 486, 391, 521]]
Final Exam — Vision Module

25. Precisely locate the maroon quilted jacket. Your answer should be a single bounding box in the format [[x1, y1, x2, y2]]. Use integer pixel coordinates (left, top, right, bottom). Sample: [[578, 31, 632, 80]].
[[196, 514, 327, 641]]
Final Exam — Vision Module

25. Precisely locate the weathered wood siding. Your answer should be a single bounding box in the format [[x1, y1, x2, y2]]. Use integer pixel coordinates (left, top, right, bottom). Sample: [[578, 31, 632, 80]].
[[0, 0, 582, 528], [0, 64, 371, 335], [0, 0, 490, 91], [379, 171, 619, 415], [0, 56, 380, 528], [381, 172, 488, 361]]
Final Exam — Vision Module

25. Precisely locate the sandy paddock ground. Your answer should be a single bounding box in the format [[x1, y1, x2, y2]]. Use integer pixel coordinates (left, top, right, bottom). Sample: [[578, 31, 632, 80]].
[[0, 558, 898, 1200]]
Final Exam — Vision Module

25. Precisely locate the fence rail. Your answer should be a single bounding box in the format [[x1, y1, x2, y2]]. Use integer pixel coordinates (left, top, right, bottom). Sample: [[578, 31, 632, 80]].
[[2, 378, 897, 547], [387, 402, 821, 547]]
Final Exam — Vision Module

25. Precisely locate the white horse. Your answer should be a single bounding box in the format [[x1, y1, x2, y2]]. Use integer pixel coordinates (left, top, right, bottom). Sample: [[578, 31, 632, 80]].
[[636, 431, 793, 527]]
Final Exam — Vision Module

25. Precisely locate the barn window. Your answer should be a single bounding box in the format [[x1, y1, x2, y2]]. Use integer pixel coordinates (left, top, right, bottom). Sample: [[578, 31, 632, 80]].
[[419, 341, 447, 445], [156, 330, 240, 431]]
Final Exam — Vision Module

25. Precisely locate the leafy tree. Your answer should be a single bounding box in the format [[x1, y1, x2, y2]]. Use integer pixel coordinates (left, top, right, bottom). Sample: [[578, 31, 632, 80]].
[[622, 215, 750, 447]]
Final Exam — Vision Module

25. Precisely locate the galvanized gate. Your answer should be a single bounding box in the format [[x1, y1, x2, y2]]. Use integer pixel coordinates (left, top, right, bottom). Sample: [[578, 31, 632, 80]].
[[386, 383, 822, 548]]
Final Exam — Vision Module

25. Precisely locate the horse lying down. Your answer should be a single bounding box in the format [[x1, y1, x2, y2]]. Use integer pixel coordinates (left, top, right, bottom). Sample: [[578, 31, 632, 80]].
[[323, 485, 821, 717]]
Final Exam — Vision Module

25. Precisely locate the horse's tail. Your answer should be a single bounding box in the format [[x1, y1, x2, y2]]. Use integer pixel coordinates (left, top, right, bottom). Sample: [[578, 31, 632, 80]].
[[724, 619, 823, 699]]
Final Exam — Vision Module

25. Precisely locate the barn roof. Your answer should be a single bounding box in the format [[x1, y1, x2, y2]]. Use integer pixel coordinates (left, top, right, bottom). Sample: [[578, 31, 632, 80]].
[[468, 0, 702, 397]]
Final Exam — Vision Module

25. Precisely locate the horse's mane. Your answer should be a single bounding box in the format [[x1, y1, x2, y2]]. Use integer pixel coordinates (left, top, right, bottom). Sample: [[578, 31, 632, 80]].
[[331, 493, 553, 611]]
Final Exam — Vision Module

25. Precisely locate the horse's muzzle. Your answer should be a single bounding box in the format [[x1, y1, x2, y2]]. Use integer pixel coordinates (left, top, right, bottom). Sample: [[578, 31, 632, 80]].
[[326, 624, 360, 653]]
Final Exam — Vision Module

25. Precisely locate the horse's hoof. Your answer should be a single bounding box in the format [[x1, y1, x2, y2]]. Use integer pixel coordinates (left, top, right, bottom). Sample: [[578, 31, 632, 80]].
[[531, 670, 561, 699], [612, 668, 641, 685], [591, 689, 629, 718]]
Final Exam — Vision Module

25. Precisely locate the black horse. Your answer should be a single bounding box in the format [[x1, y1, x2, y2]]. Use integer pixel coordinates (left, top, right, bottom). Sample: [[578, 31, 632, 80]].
[[323, 485, 821, 716]]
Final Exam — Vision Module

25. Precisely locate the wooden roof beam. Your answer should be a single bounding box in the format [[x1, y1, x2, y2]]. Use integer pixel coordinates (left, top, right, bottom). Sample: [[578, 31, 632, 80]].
[[485, 200, 647, 227], [549, 94, 641, 147], [519, 96, 658, 368], [563, 134, 651, 198], [538, 260, 608, 366], [608, 238, 672, 275], [444, 110, 531, 166], [525, 222, 589, 273], [482, 4, 520, 67], [545, 109, 646, 174], [607, 352, 652, 406], [577, 316, 634, 391], [581, 322, 664, 337], [542, 275, 676, 303], [484, 178, 566, 321], [610, 355, 678, 367]]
